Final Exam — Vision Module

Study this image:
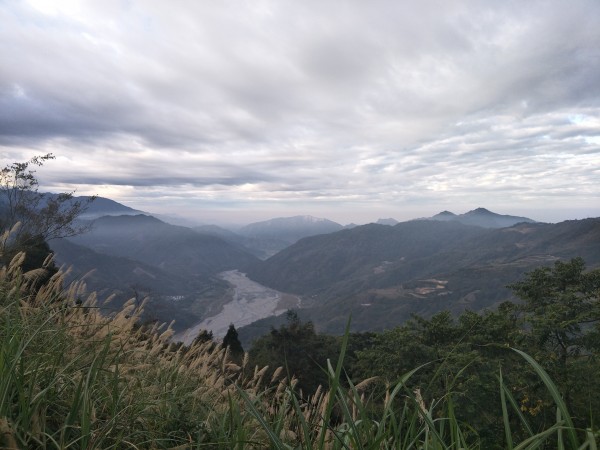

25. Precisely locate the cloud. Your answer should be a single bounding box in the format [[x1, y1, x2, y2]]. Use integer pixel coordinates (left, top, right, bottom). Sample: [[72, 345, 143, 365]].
[[1, 0, 599, 223]]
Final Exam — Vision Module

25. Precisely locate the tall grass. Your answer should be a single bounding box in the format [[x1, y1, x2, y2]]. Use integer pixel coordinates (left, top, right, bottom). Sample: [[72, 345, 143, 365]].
[[236, 323, 598, 449], [1, 244, 267, 448], [0, 238, 597, 448]]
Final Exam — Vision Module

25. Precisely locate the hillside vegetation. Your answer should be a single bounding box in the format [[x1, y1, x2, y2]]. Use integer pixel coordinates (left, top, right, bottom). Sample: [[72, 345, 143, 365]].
[[55, 214, 264, 332], [68, 214, 260, 277], [2, 156, 599, 448], [2, 227, 600, 448], [246, 218, 600, 334]]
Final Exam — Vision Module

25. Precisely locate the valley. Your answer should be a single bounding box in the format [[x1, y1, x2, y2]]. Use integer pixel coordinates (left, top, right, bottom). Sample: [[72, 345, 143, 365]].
[[3, 180, 600, 446], [41, 197, 600, 344], [174, 270, 300, 344]]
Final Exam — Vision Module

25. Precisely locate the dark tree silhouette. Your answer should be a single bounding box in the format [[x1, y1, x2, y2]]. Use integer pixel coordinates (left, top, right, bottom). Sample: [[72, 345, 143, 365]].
[[0, 154, 95, 280], [222, 323, 244, 356]]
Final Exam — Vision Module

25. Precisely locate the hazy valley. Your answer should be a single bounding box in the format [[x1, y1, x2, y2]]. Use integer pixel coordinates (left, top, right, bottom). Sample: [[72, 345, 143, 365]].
[[47, 197, 600, 346]]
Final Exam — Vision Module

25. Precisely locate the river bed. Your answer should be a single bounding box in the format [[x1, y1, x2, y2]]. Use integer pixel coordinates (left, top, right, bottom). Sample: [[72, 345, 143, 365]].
[[174, 270, 300, 344]]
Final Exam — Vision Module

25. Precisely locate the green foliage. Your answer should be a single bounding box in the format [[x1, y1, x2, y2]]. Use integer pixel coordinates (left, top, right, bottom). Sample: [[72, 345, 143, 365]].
[[510, 257, 600, 358], [509, 257, 600, 427], [249, 310, 339, 394], [0, 250, 259, 448], [0, 154, 94, 286], [2, 217, 599, 449], [0, 153, 94, 243], [347, 258, 600, 447], [194, 328, 215, 345], [240, 323, 598, 450], [223, 323, 244, 356]]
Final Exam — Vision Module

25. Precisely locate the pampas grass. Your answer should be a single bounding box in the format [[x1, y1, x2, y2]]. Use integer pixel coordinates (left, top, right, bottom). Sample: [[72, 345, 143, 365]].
[[1, 238, 597, 448]]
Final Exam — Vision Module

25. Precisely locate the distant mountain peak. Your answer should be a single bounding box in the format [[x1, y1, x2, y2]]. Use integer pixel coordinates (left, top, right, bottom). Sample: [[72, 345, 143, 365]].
[[376, 218, 399, 226], [243, 215, 341, 228], [296, 215, 327, 223], [432, 210, 457, 218], [238, 215, 343, 244], [466, 207, 493, 215], [95, 213, 164, 225], [427, 208, 536, 228], [70, 195, 144, 220]]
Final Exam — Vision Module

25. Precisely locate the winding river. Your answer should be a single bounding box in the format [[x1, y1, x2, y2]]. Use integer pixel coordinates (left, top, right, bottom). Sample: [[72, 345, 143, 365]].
[[174, 270, 300, 344]]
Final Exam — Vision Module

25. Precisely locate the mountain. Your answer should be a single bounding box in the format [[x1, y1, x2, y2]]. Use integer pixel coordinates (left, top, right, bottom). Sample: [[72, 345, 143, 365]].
[[239, 215, 344, 241], [237, 215, 344, 257], [430, 210, 457, 221], [376, 218, 399, 226], [77, 196, 143, 219], [68, 214, 260, 278], [194, 224, 245, 242], [65, 194, 201, 227], [242, 218, 600, 337], [59, 214, 261, 331], [0, 192, 141, 225], [50, 238, 231, 332], [247, 220, 488, 295], [52, 238, 189, 296], [77, 196, 199, 227], [1, 191, 197, 227], [193, 224, 275, 260], [428, 207, 536, 228]]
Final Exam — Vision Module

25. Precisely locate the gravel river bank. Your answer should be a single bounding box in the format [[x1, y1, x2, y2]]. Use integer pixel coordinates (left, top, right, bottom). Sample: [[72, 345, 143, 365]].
[[174, 270, 300, 344]]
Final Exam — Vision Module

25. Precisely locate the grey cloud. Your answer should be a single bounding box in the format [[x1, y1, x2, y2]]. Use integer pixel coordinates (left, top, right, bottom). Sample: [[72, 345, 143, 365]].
[[1, 0, 599, 223]]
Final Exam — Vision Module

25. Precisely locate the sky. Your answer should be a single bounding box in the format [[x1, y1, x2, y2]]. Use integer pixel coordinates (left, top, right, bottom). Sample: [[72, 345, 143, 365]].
[[1, 0, 599, 226]]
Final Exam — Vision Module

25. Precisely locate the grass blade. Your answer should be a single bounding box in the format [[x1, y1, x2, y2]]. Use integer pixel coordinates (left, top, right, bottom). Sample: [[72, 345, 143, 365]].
[[499, 367, 514, 450], [511, 348, 579, 449], [234, 385, 290, 449]]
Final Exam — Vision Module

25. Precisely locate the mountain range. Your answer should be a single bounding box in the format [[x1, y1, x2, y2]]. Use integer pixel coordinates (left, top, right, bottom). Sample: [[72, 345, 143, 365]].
[[68, 214, 260, 277], [235, 215, 345, 258], [427, 207, 536, 228], [39, 195, 599, 344], [239, 217, 600, 341], [371, 208, 534, 228], [76, 196, 143, 219], [53, 213, 260, 331]]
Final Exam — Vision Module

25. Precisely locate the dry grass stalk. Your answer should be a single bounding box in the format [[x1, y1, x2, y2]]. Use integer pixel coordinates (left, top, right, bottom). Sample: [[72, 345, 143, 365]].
[[0, 417, 19, 450]]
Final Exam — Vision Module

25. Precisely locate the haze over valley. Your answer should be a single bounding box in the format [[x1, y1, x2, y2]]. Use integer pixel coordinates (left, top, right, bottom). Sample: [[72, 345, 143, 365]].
[[43, 197, 599, 347]]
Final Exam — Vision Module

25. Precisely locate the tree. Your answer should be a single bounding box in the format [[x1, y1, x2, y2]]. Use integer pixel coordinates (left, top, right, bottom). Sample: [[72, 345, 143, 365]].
[[510, 258, 600, 366], [222, 323, 244, 356], [1, 154, 94, 240], [352, 308, 526, 445], [193, 329, 214, 346], [509, 257, 600, 412], [0, 154, 94, 272], [249, 311, 339, 394]]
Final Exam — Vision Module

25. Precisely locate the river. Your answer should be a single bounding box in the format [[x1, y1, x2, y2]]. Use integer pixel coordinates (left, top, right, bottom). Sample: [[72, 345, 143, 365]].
[[174, 270, 300, 344]]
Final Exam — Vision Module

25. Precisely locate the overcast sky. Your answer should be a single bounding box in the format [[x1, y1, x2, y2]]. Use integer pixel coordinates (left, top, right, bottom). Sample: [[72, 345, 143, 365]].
[[1, 0, 599, 225]]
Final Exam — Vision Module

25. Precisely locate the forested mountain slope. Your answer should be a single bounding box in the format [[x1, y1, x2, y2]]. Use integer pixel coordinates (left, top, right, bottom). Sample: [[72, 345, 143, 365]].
[[50, 238, 231, 332], [247, 220, 489, 294], [233, 215, 345, 258], [69, 214, 260, 278], [242, 218, 600, 336]]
